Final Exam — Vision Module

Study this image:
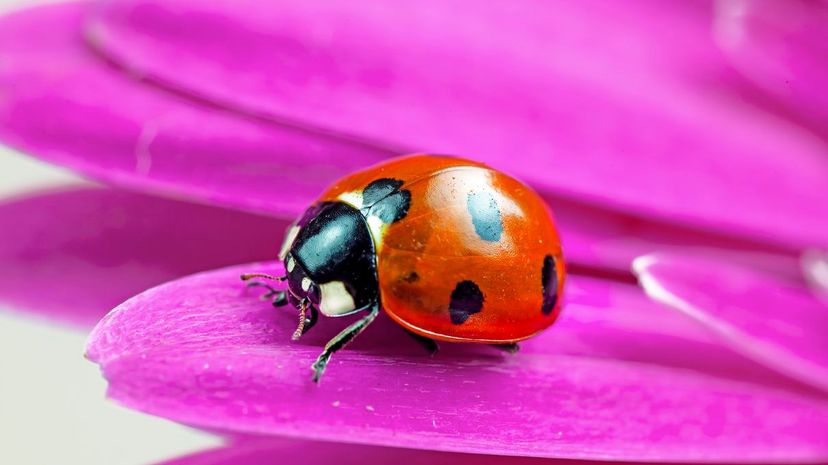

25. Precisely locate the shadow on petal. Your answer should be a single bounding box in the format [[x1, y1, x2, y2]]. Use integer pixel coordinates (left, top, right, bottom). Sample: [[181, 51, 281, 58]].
[[0, 186, 288, 327], [553, 195, 802, 283], [155, 437, 645, 465], [87, 262, 828, 462], [635, 252, 828, 394]]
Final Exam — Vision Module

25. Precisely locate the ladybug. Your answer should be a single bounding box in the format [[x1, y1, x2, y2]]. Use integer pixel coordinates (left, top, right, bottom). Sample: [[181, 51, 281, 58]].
[[242, 154, 565, 382]]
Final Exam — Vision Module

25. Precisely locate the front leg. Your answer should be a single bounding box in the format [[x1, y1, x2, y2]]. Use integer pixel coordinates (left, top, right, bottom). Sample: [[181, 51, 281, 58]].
[[311, 304, 380, 383], [244, 280, 288, 307]]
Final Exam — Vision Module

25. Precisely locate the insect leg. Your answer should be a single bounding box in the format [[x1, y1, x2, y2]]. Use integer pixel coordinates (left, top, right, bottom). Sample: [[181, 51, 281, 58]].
[[271, 291, 288, 307], [302, 304, 318, 334], [244, 280, 278, 298], [311, 304, 379, 383], [491, 343, 520, 354], [244, 281, 288, 307], [404, 329, 439, 356]]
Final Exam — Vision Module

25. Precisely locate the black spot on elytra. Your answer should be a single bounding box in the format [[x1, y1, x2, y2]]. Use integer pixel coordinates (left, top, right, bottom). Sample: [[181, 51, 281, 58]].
[[362, 178, 411, 224], [401, 271, 419, 283], [371, 190, 411, 223], [467, 190, 503, 242], [363, 178, 403, 204], [541, 255, 559, 315], [449, 280, 484, 325]]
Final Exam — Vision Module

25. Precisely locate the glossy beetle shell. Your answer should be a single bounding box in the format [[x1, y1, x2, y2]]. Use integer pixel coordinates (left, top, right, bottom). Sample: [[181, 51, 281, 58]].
[[317, 155, 565, 343]]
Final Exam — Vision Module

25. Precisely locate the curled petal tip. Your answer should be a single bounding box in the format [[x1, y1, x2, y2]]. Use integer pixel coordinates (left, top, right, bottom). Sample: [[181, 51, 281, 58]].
[[802, 249, 828, 301], [634, 252, 828, 394]]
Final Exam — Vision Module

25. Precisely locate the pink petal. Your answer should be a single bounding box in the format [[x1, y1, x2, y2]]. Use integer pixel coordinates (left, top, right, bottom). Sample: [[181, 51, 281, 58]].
[[634, 253, 828, 394], [0, 2, 392, 219], [0, 2, 811, 283], [87, 262, 828, 462], [0, 186, 288, 327], [86, 0, 828, 249], [155, 437, 661, 465], [554, 196, 802, 282], [716, 0, 828, 138], [803, 249, 828, 302]]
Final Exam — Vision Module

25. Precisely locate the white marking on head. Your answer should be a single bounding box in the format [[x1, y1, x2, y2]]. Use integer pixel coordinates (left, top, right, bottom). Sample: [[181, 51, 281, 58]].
[[279, 225, 301, 260], [286, 255, 295, 272], [338, 190, 387, 250], [301, 277, 312, 292], [318, 281, 357, 316]]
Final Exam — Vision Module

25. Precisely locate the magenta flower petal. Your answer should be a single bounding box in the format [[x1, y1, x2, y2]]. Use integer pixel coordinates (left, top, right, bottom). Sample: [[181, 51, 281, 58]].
[[554, 197, 802, 282], [803, 249, 828, 301], [0, 2, 391, 219], [0, 1, 814, 282], [86, 262, 828, 462], [155, 437, 641, 465], [0, 186, 288, 327], [634, 253, 828, 393], [716, 0, 828, 137], [83, 0, 828, 249]]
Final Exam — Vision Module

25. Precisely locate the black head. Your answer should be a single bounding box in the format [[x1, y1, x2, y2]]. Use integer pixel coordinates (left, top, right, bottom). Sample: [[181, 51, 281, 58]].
[[280, 202, 379, 317]]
